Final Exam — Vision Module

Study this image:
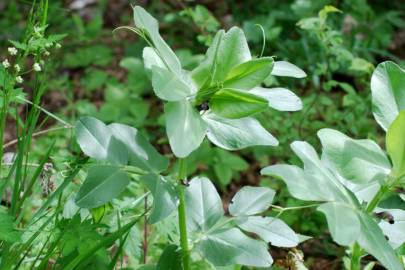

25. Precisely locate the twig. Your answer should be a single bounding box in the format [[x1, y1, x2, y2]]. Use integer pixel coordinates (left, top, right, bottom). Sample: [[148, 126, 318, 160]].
[[3, 125, 72, 149]]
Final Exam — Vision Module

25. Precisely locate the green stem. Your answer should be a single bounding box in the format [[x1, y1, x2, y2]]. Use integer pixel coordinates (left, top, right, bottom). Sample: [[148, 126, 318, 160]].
[[350, 242, 362, 270], [365, 184, 389, 213], [177, 158, 191, 270]]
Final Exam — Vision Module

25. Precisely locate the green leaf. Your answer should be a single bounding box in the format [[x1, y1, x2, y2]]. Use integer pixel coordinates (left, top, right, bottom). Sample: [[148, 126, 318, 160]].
[[357, 212, 403, 270], [133, 6, 181, 75], [229, 186, 275, 216], [249, 87, 303, 111], [75, 166, 130, 208], [143, 47, 165, 71], [0, 212, 21, 243], [140, 174, 178, 224], [197, 228, 273, 267], [75, 116, 128, 165], [223, 57, 273, 90], [386, 111, 405, 176], [271, 61, 306, 78], [236, 216, 298, 247], [371, 61, 405, 131], [191, 30, 225, 88], [212, 27, 251, 83], [202, 112, 278, 150], [318, 128, 391, 184], [108, 123, 168, 173], [156, 245, 182, 270], [151, 66, 196, 101], [318, 202, 360, 246], [262, 141, 351, 203], [165, 101, 207, 158], [261, 164, 327, 201], [185, 177, 224, 232], [209, 88, 268, 119]]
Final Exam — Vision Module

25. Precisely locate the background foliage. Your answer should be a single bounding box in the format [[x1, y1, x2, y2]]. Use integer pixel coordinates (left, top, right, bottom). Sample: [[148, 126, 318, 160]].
[[0, 0, 404, 269]]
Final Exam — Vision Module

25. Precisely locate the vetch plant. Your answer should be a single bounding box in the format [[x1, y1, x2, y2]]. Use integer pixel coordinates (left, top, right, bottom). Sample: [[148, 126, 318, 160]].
[[262, 61, 405, 270], [74, 5, 307, 269]]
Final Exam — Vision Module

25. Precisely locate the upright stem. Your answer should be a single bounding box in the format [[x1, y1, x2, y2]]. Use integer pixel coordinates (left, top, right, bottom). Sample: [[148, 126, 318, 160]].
[[177, 158, 190, 270], [350, 242, 361, 270]]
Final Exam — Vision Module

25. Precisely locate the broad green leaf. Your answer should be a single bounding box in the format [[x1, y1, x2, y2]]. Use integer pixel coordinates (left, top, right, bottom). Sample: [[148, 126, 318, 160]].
[[378, 208, 405, 249], [165, 101, 207, 158], [318, 128, 391, 184], [185, 177, 224, 232], [318, 202, 360, 246], [229, 186, 275, 216], [212, 27, 251, 83], [191, 30, 225, 88], [0, 212, 21, 243], [75, 116, 128, 164], [386, 111, 405, 176], [371, 61, 405, 131], [133, 6, 181, 75], [209, 88, 268, 119], [249, 87, 303, 111], [271, 61, 306, 78], [75, 166, 130, 208], [151, 66, 196, 101], [357, 212, 403, 270], [202, 112, 278, 150], [263, 141, 351, 203], [197, 228, 273, 267], [223, 57, 274, 90], [140, 174, 178, 224], [143, 47, 165, 71], [108, 123, 168, 173], [236, 216, 298, 247], [290, 141, 352, 203], [261, 164, 327, 201], [156, 244, 182, 270]]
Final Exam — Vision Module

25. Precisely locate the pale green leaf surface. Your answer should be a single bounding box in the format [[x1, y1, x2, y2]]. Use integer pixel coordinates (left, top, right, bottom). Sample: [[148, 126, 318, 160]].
[[133, 6, 181, 75], [318, 128, 391, 184], [250, 87, 303, 111], [165, 101, 207, 158], [236, 216, 298, 247], [198, 228, 273, 267], [202, 112, 278, 150], [271, 61, 306, 78], [151, 66, 195, 101], [229, 186, 275, 216], [371, 61, 405, 131], [357, 212, 403, 270], [318, 202, 360, 246], [185, 177, 224, 232]]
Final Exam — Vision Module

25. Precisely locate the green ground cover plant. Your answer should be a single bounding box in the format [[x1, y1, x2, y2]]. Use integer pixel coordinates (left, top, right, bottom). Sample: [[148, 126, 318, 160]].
[[0, 1, 404, 269]]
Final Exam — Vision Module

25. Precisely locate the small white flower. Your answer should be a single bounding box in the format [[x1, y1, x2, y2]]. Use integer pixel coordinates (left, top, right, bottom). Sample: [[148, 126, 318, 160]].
[[16, 76, 23, 83], [44, 51, 50, 56], [55, 43, 61, 49], [45, 42, 52, 48], [33, 63, 42, 72], [2, 59, 10, 68], [8, 47, 17, 55], [14, 64, 21, 72]]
